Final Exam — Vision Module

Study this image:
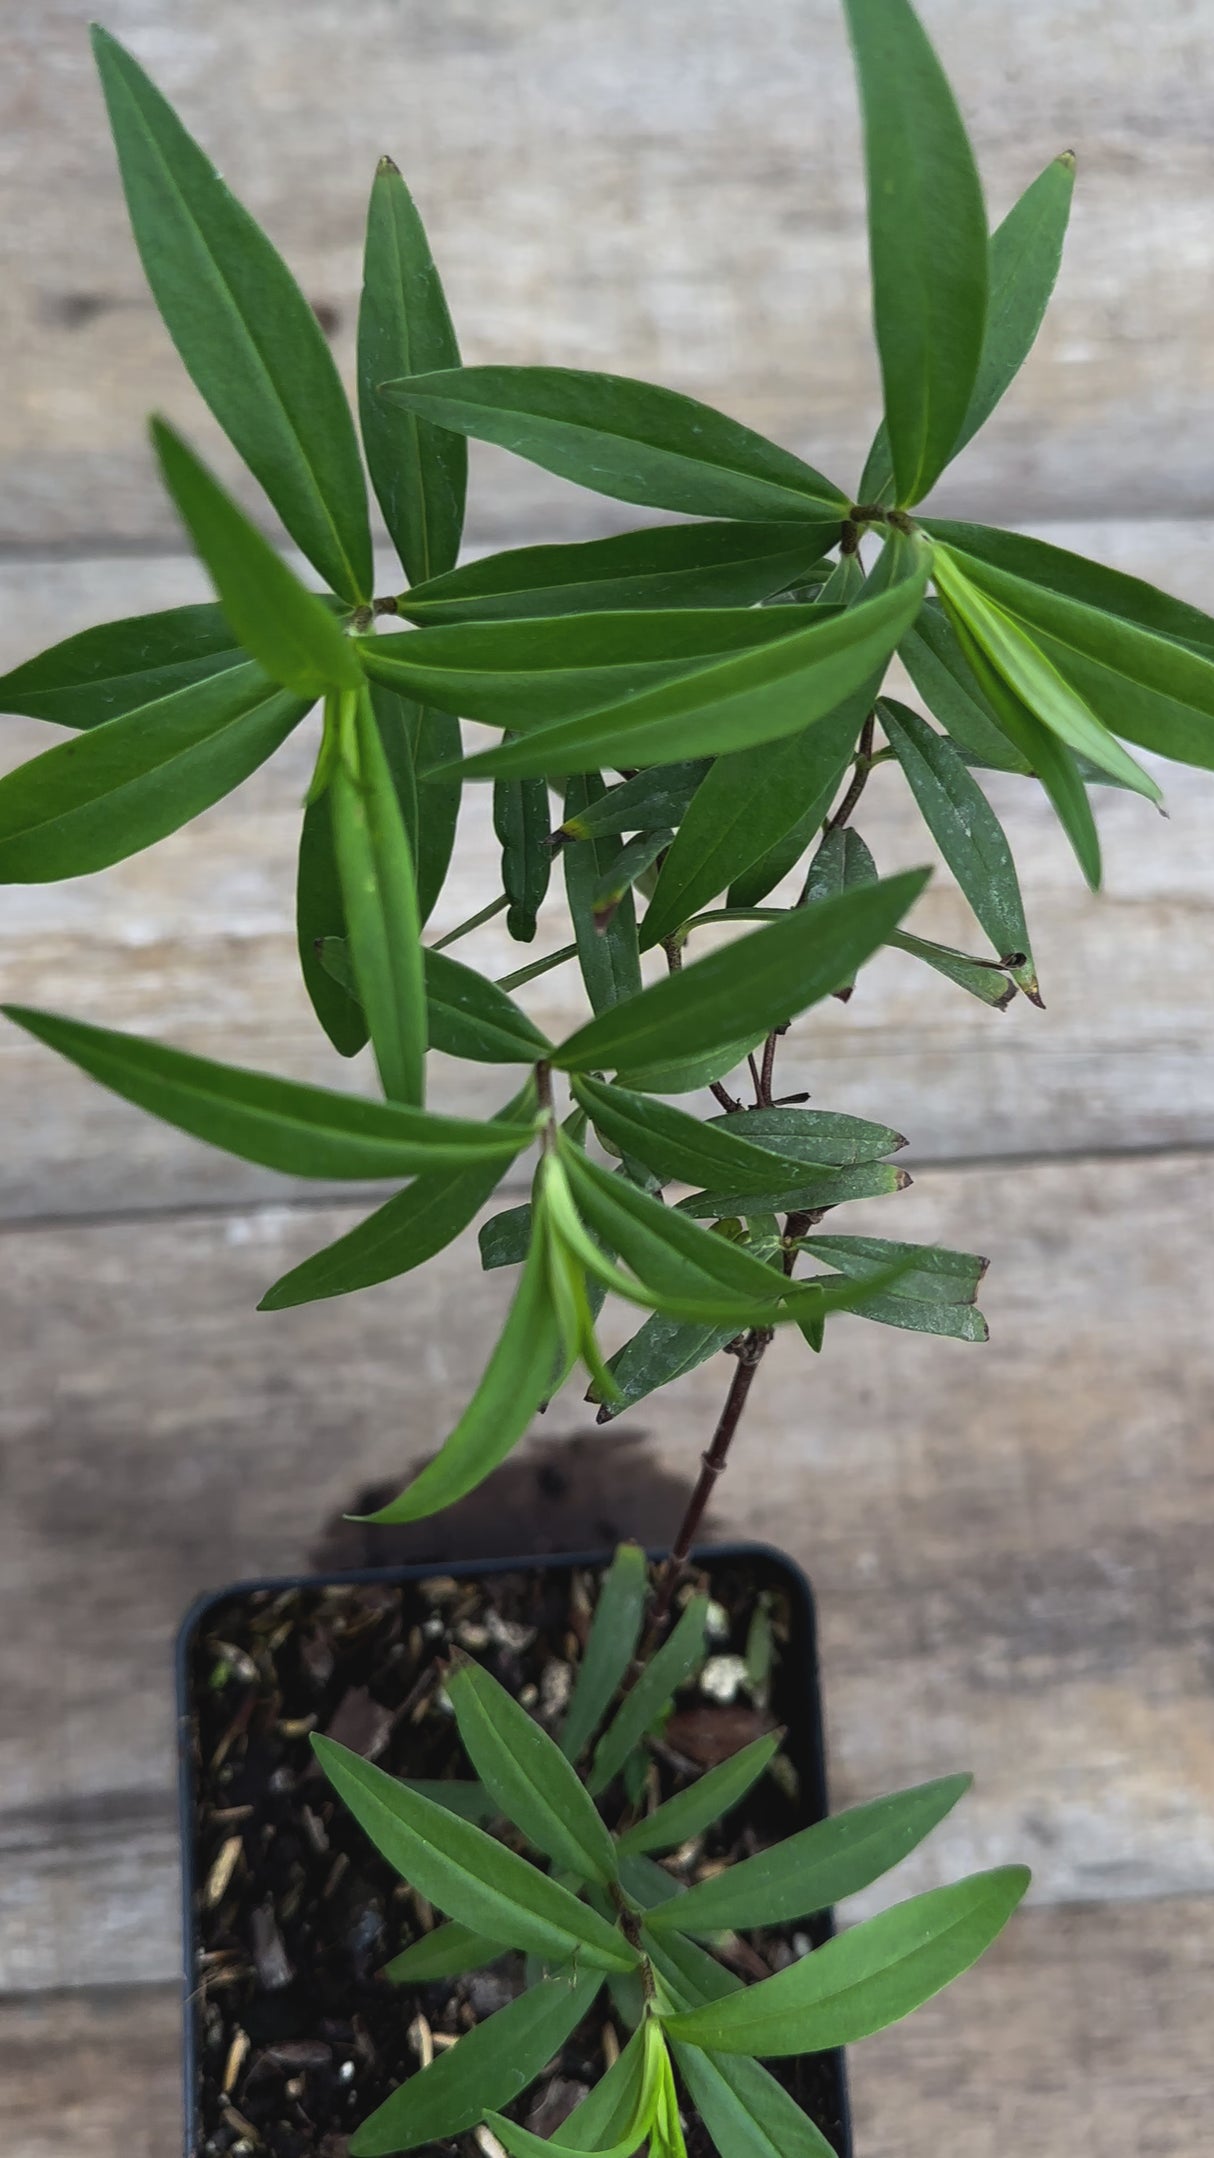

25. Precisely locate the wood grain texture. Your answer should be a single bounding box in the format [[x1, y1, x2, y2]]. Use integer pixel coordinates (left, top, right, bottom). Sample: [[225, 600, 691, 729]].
[[4, 525, 1214, 1219], [7, 1896, 1214, 2158], [1, 1149, 1210, 1988], [3, 2, 1214, 552]]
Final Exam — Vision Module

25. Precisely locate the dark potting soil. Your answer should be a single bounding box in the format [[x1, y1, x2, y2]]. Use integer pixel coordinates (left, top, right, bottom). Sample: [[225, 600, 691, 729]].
[[183, 1552, 848, 2157]]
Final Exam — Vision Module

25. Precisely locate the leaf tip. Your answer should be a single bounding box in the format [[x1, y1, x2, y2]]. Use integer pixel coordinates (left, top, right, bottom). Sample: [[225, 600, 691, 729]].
[[1058, 148, 1077, 171], [376, 152, 401, 176]]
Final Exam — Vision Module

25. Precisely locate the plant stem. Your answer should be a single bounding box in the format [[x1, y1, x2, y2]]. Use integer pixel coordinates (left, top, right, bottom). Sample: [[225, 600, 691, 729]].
[[648, 1328, 773, 1631], [430, 892, 509, 951], [822, 712, 877, 837]]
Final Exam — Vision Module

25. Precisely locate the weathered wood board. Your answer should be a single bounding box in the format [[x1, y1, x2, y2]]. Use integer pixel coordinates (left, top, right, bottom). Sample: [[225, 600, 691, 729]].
[[4, 3, 1214, 552]]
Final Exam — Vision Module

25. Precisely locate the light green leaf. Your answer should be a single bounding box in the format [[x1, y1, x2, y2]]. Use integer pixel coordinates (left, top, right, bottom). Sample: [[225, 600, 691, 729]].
[[448, 1660, 619, 1887], [901, 603, 1032, 773], [378, 365, 847, 520], [495, 770, 552, 942], [381, 1919, 509, 1984], [0, 603, 241, 731], [536, 2022, 653, 2149], [888, 929, 1017, 1011], [0, 665, 309, 882], [312, 1734, 638, 1971], [2, 1006, 533, 1180], [555, 870, 929, 1074], [359, 157, 465, 585], [661, 1866, 1030, 2055], [591, 1310, 737, 1423], [151, 420, 362, 697], [924, 521, 1214, 662], [331, 688, 427, 1105], [563, 773, 645, 1013], [587, 1595, 711, 1797], [572, 1075, 842, 1195], [358, 1219, 563, 1525], [618, 1732, 782, 1858], [558, 761, 711, 842], [91, 27, 371, 603], [559, 1544, 650, 1765], [646, 1775, 970, 1937], [347, 1966, 604, 2157], [843, 0, 987, 504], [483, 2110, 646, 2158]]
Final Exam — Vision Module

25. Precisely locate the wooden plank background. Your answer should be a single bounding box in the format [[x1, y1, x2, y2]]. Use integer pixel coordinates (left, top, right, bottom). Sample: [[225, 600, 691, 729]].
[[1, 2, 1212, 2151]]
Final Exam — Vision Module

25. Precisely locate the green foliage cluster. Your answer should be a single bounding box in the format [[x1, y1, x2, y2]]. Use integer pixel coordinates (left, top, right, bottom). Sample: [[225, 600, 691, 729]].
[[4, 2, 1208, 2148]]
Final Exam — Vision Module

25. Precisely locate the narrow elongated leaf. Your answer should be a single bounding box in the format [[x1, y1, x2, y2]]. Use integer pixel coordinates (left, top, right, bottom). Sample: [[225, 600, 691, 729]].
[[673, 2042, 837, 2158], [483, 2111, 645, 2158], [800, 1236, 986, 1308], [379, 365, 847, 520], [618, 1035, 767, 1099], [925, 521, 1214, 662], [331, 689, 427, 1104], [800, 1245, 989, 1341], [593, 828, 672, 927], [495, 771, 552, 941], [347, 1966, 604, 2157], [662, 1866, 1030, 2055], [3, 1007, 532, 1179], [561, 1147, 801, 1321], [359, 157, 465, 584], [706, 1105, 906, 1167], [359, 1224, 563, 1525], [844, 0, 987, 505], [534, 2023, 652, 2149], [675, 1158, 908, 1218], [401, 1780, 500, 1824], [479, 1200, 533, 1272], [555, 870, 929, 1074], [447, 1661, 618, 1886], [367, 679, 420, 869], [558, 761, 711, 842], [0, 603, 241, 731], [381, 1919, 508, 1984], [91, 27, 371, 603], [0, 666, 308, 882], [559, 1544, 650, 1764], [402, 521, 842, 627], [563, 774, 644, 1013], [572, 1076, 842, 1195], [647, 1775, 970, 1936], [800, 825, 878, 996], [880, 696, 1037, 997], [312, 1735, 638, 1971], [411, 704, 463, 923], [424, 949, 549, 1063], [618, 1732, 782, 1858], [454, 561, 931, 778], [955, 153, 1075, 455], [592, 1311, 737, 1423], [641, 691, 869, 946], [901, 604, 1031, 773], [152, 421, 362, 697], [889, 929, 1017, 1010], [297, 792, 369, 1057], [587, 1595, 710, 1796]]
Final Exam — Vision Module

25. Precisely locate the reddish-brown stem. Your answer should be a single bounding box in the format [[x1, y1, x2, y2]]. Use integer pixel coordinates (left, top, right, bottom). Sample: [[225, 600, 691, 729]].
[[648, 1328, 772, 1634], [822, 712, 877, 839]]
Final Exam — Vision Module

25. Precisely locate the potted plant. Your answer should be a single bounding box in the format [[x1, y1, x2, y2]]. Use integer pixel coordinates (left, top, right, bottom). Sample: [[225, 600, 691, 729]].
[[3, 0, 1208, 2149]]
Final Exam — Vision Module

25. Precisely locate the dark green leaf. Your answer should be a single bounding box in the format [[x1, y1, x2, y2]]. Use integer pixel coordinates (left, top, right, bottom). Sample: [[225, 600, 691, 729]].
[[401, 520, 842, 625], [367, 679, 420, 871], [800, 825, 878, 996], [675, 1158, 908, 1218], [0, 665, 308, 882], [554, 870, 929, 1074], [359, 157, 465, 585], [888, 928, 1017, 1009], [378, 365, 847, 520], [591, 1311, 737, 1422], [559, 1543, 649, 1764], [593, 827, 672, 927], [347, 1966, 604, 2156], [572, 1075, 843, 1195], [843, 0, 987, 505], [661, 1865, 1030, 2055], [297, 793, 369, 1057], [330, 689, 427, 1105], [557, 760, 711, 842], [618, 1732, 782, 1858], [424, 949, 550, 1063], [530, 2023, 652, 2150], [617, 1036, 767, 1098], [706, 1105, 906, 1166], [411, 705, 463, 923], [799, 1233, 989, 1341], [152, 420, 362, 697], [312, 1735, 637, 1970], [400, 1780, 500, 1824], [381, 1919, 508, 1984], [587, 1595, 710, 1797], [3, 1006, 533, 1180], [91, 27, 371, 603], [447, 1660, 618, 1885], [479, 1201, 533, 1271], [673, 2042, 837, 2158], [954, 153, 1075, 455], [0, 603, 241, 731], [495, 770, 552, 942], [901, 603, 1032, 773], [563, 774, 645, 1014], [924, 521, 1214, 663]]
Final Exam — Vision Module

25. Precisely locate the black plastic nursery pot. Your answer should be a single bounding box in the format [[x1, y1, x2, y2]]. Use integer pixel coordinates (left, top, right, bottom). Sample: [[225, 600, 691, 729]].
[[178, 1543, 854, 2158]]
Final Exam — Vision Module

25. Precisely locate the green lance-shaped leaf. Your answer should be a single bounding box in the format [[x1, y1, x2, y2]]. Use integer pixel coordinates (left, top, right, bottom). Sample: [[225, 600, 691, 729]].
[[347, 1966, 605, 2158], [646, 1774, 970, 1937], [587, 1595, 711, 1797], [706, 1105, 907, 1166], [151, 420, 362, 698], [640, 688, 871, 947], [297, 792, 370, 1059], [673, 2041, 836, 2158], [593, 827, 673, 930], [479, 1199, 534, 1272], [799, 1233, 988, 1341], [555, 869, 929, 1075], [399, 1779, 501, 1824], [0, 603, 242, 731], [557, 760, 711, 842], [447, 1660, 619, 1886], [495, 770, 552, 942], [572, 1075, 845, 1196], [91, 27, 371, 604], [358, 1220, 567, 1526], [381, 1918, 509, 1984], [526, 2021, 655, 2151], [928, 529, 1214, 772], [359, 156, 465, 585], [843, 0, 987, 506], [932, 546, 1161, 803], [559, 1543, 650, 1764], [661, 1865, 1030, 2056], [312, 1734, 638, 1972], [888, 929, 1017, 1012], [483, 2110, 649, 2158], [330, 688, 427, 1106], [401, 520, 842, 626], [0, 665, 309, 883], [424, 949, 550, 1063], [410, 704, 463, 923], [563, 774, 645, 1014], [618, 1035, 767, 1099], [799, 825, 878, 997], [591, 1310, 738, 1423], [725, 695, 868, 910], [452, 558, 931, 779], [2, 1007, 533, 1180], [675, 1157, 909, 1220], [379, 364, 848, 521], [617, 1731, 783, 1858], [880, 696, 1038, 999], [925, 520, 1214, 662], [901, 602, 1032, 774]]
